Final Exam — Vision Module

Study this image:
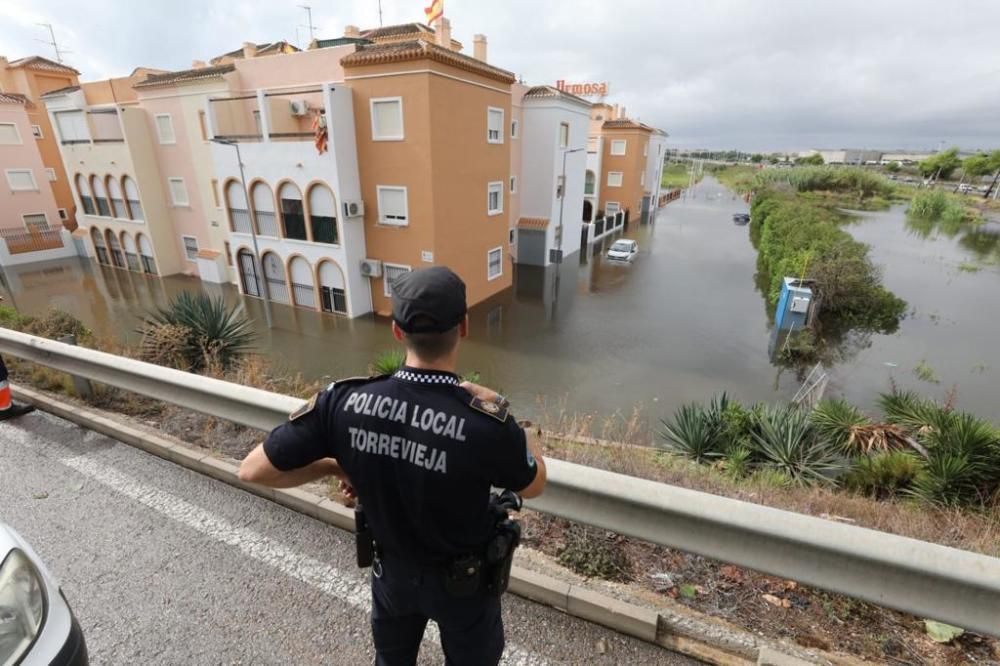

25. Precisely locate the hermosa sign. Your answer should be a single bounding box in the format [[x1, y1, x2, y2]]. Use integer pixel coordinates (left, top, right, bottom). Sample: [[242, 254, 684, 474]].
[[555, 80, 609, 97]]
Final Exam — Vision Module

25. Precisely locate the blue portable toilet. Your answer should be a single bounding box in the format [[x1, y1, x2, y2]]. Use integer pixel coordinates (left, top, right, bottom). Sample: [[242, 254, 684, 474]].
[[774, 277, 813, 331]]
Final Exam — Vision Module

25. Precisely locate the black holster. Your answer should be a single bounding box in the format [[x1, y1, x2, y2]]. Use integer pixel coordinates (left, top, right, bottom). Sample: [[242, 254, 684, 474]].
[[355, 504, 375, 568], [483, 490, 523, 596]]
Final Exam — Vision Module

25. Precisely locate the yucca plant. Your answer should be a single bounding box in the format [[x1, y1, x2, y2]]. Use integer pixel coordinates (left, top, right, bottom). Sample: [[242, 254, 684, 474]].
[[370, 348, 406, 376], [811, 399, 870, 448], [910, 413, 1000, 507], [910, 453, 986, 507], [140, 291, 255, 370], [719, 445, 754, 480], [749, 404, 845, 485], [657, 403, 723, 464]]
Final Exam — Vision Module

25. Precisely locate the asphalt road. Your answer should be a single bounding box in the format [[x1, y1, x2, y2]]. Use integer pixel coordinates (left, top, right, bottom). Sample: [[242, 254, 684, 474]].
[[1, 411, 696, 665]]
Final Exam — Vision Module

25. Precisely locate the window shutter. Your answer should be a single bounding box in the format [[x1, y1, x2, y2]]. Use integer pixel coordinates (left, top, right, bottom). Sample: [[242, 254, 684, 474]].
[[7, 170, 36, 191], [0, 124, 20, 144]]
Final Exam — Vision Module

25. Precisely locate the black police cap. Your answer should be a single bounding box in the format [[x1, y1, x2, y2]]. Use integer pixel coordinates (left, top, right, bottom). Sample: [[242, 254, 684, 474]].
[[392, 267, 467, 334]]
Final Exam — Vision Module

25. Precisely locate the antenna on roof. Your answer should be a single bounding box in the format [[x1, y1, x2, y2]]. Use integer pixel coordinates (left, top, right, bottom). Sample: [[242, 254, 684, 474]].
[[298, 5, 315, 41], [378, 0, 384, 27], [34, 23, 70, 64]]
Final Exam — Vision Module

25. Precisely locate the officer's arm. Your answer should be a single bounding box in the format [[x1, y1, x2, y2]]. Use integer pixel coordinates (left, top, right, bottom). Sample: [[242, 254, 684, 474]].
[[239, 445, 346, 488], [516, 428, 547, 499]]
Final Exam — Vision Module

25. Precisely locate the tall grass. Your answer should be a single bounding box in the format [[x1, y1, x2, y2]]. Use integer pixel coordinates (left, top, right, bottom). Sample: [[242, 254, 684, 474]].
[[753, 166, 895, 199]]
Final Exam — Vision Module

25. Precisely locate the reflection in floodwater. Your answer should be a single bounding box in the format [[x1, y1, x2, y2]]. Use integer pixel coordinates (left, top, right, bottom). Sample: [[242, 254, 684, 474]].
[[2, 179, 997, 426]]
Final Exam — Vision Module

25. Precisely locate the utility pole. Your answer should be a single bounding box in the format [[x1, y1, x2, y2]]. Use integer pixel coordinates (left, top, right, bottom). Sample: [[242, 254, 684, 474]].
[[378, 0, 385, 27], [35, 23, 70, 63], [298, 5, 315, 42]]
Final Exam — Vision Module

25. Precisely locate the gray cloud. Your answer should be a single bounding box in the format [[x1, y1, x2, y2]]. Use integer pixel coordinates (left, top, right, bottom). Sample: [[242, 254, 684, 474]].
[[3, 0, 998, 151]]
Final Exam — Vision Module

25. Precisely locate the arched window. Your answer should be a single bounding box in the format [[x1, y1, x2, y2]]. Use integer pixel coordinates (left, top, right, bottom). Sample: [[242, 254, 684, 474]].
[[236, 249, 261, 297], [279, 183, 306, 241], [584, 170, 596, 196], [137, 233, 156, 274], [288, 256, 315, 308], [105, 229, 125, 267], [107, 177, 127, 218], [261, 251, 289, 303], [318, 260, 347, 314], [76, 175, 95, 216], [308, 184, 338, 245], [90, 227, 108, 264], [121, 232, 140, 271], [251, 182, 278, 237], [123, 176, 143, 221], [225, 181, 251, 233], [91, 175, 111, 217]]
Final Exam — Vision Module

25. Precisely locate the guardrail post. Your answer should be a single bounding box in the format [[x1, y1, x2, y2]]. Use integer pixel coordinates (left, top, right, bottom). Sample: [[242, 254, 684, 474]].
[[57, 334, 94, 398]]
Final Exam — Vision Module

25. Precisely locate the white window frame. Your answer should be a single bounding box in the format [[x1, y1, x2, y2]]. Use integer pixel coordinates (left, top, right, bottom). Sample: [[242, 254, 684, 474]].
[[5, 169, 38, 191], [376, 185, 409, 226], [607, 171, 624, 187], [605, 201, 621, 216], [383, 262, 412, 297], [168, 177, 190, 206], [45, 168, 57, 182], [370, 97, 404, 141], [487, 246, 503, 281], [31, 125, 43, 139], [643, 143, 648, 157], [181, 235, 199, 261], [487, 107, 504, 145], [610, 139, 627, 156], [487, 181, 503, 216], [510, 119, 518, 139], [58, 208, 68, 220], [155, 113, 176, 145], [559, 122, 569, 149], [0, 123, 22, 145], [641, 171, 646, 186], [509, 175, 517, 194]]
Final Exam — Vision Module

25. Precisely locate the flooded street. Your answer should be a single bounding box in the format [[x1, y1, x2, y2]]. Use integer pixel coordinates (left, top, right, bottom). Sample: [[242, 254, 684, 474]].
[[2, 176, 997, 426]]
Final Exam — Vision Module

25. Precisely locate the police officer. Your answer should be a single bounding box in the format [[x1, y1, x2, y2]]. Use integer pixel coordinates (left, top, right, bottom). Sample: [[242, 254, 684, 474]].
[[239, 266, 547, 665]]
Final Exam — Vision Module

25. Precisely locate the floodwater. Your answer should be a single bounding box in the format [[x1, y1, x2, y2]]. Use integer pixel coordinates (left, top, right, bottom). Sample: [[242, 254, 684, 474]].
[[2, 176, 997, 427]]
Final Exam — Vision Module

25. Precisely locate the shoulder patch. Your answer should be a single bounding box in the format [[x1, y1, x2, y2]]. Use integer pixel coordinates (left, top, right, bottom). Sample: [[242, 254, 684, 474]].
[[289, 393, 318, 421], [470, 396, 510, 422]]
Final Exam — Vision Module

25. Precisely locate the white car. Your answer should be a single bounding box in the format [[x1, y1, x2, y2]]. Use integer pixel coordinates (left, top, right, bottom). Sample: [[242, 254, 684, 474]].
[[606, 239, 638, 263], [0, 523, 88, 665]]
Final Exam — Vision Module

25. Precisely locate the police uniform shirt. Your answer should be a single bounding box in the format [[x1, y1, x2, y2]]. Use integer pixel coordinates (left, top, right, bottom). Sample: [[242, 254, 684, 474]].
[[263, 367, 538, 565]]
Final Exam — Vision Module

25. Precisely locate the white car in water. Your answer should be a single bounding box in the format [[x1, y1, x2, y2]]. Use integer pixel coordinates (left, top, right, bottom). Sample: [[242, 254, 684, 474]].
[[0, 523, 88, 665], [607, 239, 639, 263]]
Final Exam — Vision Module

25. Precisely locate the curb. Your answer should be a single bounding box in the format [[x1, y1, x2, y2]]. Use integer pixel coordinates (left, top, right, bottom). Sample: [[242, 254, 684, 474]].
[[12, 384, 868, 666]]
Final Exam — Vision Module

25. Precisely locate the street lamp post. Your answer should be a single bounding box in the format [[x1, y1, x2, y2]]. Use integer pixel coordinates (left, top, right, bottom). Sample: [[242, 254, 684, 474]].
[[211, 138, 273, 328]]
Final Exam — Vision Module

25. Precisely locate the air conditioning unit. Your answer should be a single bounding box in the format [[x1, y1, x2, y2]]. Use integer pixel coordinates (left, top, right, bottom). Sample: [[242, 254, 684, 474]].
[[289, 100, 310, 116], [360, 258, 383, 278], [342, 200, 365, 218]]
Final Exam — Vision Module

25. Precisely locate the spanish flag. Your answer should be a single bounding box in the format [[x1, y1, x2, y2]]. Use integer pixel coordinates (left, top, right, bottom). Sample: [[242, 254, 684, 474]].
[[424, 0, 443, 24]]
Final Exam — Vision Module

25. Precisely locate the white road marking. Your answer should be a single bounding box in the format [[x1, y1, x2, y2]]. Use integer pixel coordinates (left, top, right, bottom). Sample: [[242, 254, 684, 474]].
[[53, 446, 547, 665]]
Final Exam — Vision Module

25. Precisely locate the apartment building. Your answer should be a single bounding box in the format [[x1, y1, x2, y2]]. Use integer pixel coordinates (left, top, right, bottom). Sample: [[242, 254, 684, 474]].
[[513, 85, 590, 267], [42, 17, 668, 319]]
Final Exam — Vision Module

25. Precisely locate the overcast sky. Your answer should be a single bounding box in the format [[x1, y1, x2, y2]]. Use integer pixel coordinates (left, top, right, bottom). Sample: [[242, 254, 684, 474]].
[[3, 1, 998, 152]]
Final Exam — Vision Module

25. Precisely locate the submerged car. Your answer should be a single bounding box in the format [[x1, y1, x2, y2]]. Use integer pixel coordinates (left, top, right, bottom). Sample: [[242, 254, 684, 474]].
[[733, 213, 750, 225], [606, 239, 638, 262], [0, 523, 87, 665]]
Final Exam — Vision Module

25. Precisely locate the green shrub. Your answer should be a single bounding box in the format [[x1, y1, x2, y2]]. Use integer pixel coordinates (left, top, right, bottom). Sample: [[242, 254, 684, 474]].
[[911, 413, 1000, 507], [753, 166, 894, 199], [845, 451, 924, 499], [749, 404, 845, 485], [719, 445, 754, 480], [878, 390, 954, 435], [557, 524, 632, 582], [370, 348, 405, 376], [0, 305, 29, 329], [141, 291, 255, 370]]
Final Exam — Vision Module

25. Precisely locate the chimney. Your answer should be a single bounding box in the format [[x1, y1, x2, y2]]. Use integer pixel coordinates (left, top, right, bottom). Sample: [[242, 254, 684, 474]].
[[344, 25, 361, 38], [612, 103, 619, 119], [191, 60, 207, 69], [242, 42, 257, 59], [435, 18, 452, 49], [473, 34, 487, 61], [619, 106, 627, 119]]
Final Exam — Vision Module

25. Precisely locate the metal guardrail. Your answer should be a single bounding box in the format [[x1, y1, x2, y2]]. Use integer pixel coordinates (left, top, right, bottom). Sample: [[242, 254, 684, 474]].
[[0, 328, 997, 637]]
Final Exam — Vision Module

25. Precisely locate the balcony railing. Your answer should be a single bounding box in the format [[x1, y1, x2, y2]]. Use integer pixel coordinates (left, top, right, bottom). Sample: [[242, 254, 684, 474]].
[[230, 208, 253, 234], [2, 229, 65, 255], [210, 87, 325, 143]]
